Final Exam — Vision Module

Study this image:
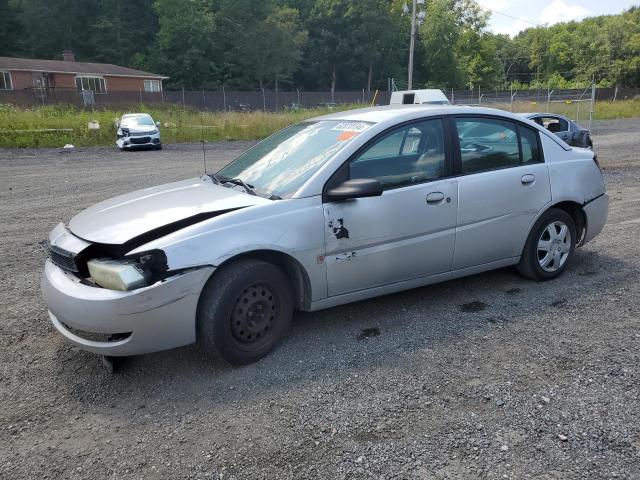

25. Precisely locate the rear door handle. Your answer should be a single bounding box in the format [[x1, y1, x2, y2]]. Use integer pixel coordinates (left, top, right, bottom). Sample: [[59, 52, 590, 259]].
[[426, 192, 445, 204], [521, 174, 535, 185]]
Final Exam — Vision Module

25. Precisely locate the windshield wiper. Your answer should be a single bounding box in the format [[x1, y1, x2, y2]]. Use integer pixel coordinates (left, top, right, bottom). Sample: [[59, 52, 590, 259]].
[[221, 177, 257, 196]]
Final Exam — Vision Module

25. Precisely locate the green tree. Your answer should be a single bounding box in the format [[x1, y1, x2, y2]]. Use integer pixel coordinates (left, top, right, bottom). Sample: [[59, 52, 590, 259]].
[[260, 6, 308, 90], [214, 2, 307, 90], [297, 0, 401, 91], [0, 0, 23, 56], [418, 0, 492, 88], [146, 0, 216, 89], [89, 0, 158, 66], [16, 0, 101, 60], [344, 0, 402, 92]]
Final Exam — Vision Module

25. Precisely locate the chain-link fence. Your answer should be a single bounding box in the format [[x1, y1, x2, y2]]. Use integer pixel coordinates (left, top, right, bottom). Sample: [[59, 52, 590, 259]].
[[448, 85, 599, 127], [0, 87, 390, 111], [0, 85, 636, 119]]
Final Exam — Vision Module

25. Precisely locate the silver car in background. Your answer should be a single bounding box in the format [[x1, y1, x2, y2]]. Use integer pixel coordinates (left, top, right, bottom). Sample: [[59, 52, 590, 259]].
[[116, 113, 162, 150], [43, 105, 608, 366]]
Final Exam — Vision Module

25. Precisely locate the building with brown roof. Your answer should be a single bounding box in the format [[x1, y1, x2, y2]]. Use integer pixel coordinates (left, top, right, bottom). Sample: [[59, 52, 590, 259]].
[[0, 51, 168, 94]]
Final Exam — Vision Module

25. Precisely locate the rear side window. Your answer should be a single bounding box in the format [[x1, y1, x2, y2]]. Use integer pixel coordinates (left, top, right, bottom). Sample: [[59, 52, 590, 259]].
[[455, 118, 519, 174], [455, 117, 542, 174], [519, 125, 542, 164]]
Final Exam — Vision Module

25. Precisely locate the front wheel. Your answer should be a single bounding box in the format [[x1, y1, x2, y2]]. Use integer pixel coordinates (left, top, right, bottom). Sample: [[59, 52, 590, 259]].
[[517, 208, 577, 281], [197, 259, 293, 365]]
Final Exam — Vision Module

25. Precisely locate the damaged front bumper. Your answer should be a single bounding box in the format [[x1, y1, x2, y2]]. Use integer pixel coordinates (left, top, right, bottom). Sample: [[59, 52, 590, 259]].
[[116, 131, 161, 149], [42, 260, 213, 356]]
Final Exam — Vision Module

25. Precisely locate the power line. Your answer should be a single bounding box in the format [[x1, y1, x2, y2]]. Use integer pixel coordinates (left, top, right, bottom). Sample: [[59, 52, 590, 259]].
[[479, 5, 544, 27]]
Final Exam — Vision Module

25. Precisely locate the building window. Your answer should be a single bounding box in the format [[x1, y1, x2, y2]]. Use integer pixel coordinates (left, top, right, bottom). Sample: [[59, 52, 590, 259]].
[[0, 71, 13, 90], [75, 76, 106, 93], [144, 79, 161, 92]]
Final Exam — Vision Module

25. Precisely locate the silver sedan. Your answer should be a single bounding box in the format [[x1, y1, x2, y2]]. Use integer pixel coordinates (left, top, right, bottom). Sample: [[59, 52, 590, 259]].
[[42, 106, 608, 365]]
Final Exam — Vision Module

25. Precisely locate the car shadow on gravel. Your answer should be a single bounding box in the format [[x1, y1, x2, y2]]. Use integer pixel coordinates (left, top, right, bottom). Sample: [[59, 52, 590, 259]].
[[57, 249, 627, 412]]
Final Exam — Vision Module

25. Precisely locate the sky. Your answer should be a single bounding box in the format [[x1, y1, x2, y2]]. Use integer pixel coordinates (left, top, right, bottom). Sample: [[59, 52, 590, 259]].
[[476, 0, 638, 36]]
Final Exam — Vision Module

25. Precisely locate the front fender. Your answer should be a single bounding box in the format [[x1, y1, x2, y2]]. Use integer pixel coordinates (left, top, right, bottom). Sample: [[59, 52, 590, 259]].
[[127, 196, 328, 301]]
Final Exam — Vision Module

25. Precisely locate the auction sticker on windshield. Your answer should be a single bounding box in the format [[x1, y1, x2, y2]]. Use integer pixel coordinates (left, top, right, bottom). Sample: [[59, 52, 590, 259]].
[[332, 121, 371, 141], [331, 122, 371, 133]]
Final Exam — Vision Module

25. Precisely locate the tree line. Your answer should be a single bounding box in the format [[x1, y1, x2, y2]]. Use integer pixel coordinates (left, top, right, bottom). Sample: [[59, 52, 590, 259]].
[[1, 0, 638, 91]]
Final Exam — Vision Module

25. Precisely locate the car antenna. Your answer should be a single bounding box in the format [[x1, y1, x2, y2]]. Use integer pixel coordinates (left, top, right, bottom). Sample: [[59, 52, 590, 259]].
[[201, 89, 207, 174]]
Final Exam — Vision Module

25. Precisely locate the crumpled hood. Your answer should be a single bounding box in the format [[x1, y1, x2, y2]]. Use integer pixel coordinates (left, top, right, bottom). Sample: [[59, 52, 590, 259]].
[[69, 176, 268, 245]]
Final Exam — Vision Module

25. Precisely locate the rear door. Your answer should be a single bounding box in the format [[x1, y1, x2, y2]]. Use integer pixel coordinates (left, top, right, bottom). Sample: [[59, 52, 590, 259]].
[[323, 118, 458, 296], [452, 116, 551, 270]]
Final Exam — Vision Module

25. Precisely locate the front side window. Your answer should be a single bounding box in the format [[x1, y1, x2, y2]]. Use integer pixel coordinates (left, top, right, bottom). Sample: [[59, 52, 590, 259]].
[[350, 118, 446, 189], [75, 76, 106, 93], [217, 120, 372, 199], [456, 118, 520, 174], [0, 72, 13, 90], [144, 79, 161, 92]]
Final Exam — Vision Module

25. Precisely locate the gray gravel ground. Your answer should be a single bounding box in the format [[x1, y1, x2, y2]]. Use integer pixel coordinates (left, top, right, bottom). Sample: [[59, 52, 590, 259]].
[[1, 118, 639, 479]]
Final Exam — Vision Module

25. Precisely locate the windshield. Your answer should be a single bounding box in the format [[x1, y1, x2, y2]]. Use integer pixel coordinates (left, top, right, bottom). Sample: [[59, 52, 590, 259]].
[[216, 120, 372, 198], [121, 115, 155, 127]]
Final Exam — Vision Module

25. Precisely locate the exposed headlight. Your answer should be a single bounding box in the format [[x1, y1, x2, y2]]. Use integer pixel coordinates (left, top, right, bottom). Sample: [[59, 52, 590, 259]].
[[87, 258, 151, 291]]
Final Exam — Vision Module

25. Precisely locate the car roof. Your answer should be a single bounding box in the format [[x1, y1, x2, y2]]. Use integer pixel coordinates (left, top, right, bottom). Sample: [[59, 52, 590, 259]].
[[306, 104, 573, 154], [309, 104, 539, 126]]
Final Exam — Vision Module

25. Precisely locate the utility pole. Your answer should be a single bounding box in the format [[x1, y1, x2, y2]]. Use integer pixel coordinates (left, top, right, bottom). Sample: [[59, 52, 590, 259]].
[[408, 0, 417, 90], [403, 0, 425, 91]]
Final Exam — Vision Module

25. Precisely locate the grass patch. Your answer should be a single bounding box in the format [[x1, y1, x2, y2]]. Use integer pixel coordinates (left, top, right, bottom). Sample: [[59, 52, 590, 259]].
[[0, 99, 638, 148], [0, 104, 362, 148]]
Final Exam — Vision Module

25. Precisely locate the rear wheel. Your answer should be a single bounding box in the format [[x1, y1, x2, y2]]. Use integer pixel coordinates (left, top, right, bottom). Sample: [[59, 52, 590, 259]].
[[517, 208, 576, 281], [197, 259, 293, 365]]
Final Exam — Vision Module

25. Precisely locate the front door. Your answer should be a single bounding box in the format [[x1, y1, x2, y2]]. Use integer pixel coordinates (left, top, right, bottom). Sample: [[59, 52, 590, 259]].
[[323, 118, 458, 296], [451, 116, 552, 269]]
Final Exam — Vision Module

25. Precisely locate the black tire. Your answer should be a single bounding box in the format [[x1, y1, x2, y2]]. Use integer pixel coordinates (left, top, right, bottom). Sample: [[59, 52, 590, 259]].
[[197, 259, 293, 365], [154, 143, 163, 150], [517, 208, 577, 281]]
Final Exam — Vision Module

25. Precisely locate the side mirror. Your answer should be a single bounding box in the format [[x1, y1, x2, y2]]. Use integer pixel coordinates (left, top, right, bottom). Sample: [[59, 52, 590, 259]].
[[326, 178, 383, 201], [155, 121, 161, 127]]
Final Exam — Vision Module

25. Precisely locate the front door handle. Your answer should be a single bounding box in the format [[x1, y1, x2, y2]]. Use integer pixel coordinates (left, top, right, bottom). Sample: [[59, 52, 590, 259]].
[[521, 174, 535, 185], [426, 192, 445, 204]]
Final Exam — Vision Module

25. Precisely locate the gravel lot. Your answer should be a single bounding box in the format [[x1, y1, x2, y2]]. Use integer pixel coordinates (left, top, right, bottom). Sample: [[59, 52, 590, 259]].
[[1, 118, 639, 479]]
